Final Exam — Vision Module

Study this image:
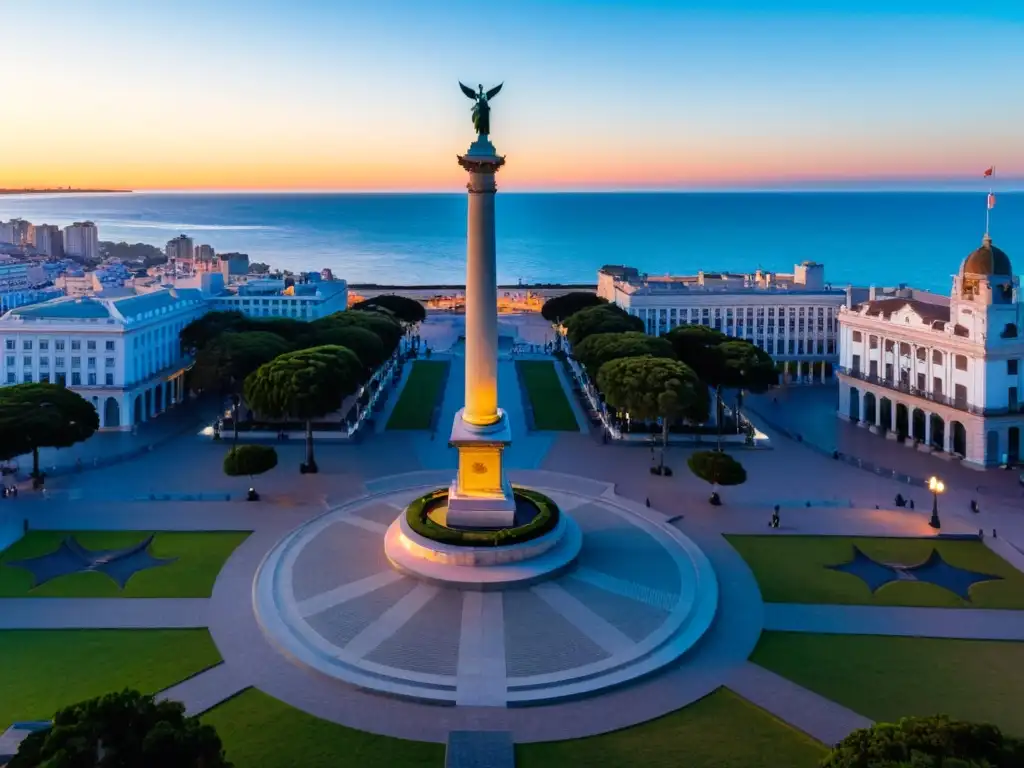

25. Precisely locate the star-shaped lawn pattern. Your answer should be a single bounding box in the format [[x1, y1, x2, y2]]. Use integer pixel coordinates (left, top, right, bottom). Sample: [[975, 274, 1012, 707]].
[[826, 546, 1001, 601], [7, 535, 176, 589]]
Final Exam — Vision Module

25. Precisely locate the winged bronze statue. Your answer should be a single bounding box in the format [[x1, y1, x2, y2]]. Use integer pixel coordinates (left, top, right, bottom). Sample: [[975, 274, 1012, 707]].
[[459, 82, 503, 136]]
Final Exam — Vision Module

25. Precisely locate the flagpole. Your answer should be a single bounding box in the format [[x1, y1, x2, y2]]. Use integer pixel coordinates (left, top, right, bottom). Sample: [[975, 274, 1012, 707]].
[[986, 165, 995, 237]]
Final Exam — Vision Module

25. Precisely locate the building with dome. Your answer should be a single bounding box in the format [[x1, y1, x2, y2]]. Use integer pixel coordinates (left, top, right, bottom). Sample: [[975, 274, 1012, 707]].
[[837, 234, 1023, 468]]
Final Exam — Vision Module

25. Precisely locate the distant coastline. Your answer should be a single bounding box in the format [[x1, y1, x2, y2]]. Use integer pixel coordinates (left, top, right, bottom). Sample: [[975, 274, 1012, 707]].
[[0, 188, 132, 195]]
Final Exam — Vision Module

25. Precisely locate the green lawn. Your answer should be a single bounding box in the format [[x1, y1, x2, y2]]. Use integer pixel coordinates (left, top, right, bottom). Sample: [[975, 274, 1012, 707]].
[[386, 361, 449, 430], [517, 688, 826, 768], [726, 535, 1024, 608], [516, 360, 579, 431], [202, 688, 443, 768], [753, 632, 1024, 737], [0, 629, 221, 726], [0, 531, 250, 597]]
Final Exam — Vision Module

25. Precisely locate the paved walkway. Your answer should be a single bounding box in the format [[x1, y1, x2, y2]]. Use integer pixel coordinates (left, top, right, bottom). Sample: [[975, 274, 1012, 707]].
[[727, 661, 873, 745], [157, 662, 250, 717], [764, 603, 1024, 640], [0, 598, 209, 629]]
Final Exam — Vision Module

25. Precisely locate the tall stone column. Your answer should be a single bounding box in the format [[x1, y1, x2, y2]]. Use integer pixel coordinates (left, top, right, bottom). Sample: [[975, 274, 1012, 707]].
[[446, 135, 516, 529]]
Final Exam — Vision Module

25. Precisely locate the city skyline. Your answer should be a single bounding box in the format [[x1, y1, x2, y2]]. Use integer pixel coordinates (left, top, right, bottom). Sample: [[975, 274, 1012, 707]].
[[3, 0, 1023, 192]]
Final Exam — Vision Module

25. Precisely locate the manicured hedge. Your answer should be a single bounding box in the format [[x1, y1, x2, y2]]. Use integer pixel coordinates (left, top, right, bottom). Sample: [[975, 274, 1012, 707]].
[[687, 450, 747, 485], [405, 487, 560, 546]]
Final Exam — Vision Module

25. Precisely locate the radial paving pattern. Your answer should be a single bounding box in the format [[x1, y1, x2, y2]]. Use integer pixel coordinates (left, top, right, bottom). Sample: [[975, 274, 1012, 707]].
[[254, 486, 718, 706]]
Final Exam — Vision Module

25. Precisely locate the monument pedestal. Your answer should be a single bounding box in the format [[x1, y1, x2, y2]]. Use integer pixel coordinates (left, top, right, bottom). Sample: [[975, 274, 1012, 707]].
[[447, 408, 515, 529]]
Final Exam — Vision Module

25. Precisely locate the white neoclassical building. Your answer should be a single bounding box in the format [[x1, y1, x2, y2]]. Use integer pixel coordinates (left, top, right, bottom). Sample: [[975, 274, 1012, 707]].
[[0, 288, 207, 430], [837, 235, 1023, 468], [598, 262, 848, 381]]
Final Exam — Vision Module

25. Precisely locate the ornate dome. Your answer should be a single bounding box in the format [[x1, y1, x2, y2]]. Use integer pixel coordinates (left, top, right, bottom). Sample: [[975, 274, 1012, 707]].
[[961, 234, 1012, 277]]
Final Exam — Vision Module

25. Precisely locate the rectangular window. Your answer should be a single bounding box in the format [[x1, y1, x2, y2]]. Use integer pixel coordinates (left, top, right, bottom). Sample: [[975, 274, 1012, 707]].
[[869, 336, 878, 349], [87, 357, 96, 369], [56, 357, 64, 368], [105, 373, 114, 386], [23, 372, 32, 383], [1010, 387, 1018, 408], [4, 356, 12, 367], [55, 340, 65, 351], [852, 331, 862, 342], [105, 340, 115, 351], [39, 340, 49, 351], [22, 340, 32, 350], [4, 340, 13, 350], [87, 341, 96, 351], [71, 357, 81, 369], [852, 354, 861, 373], [57, 372, 66, 386], [105, 357, 115, 369], [870, 360, 878, 377], [88, 373, 97, 386], [39, 358, 49, 368], [932, 350, 942, 365], [22, 356, 31, 367], [955, 354, 968, 371], [71, 340, 80, 350], [954, 383, 967, 405], [6, 373, 13, 384], [916, 348, 927, 361], [788, 339, 795, 354], [797, 340, 805, 355], [1009, 360, 1019, 375], [40, 373, 50, 383], [933, 377, 943, 395], [917, 373, 925, 391], [72, 372, 81, 386], [885, 363, 893, 382]]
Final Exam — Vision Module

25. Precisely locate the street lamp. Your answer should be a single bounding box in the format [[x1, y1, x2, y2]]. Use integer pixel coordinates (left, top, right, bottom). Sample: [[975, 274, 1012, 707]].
[[928, 475, 944, 529]]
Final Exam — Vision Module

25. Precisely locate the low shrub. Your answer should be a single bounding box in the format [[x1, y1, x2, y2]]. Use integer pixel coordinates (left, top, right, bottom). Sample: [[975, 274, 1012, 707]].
[[405, 487, 560, 546], [687, 450, 747, 485], [223, 444, 278, 477]]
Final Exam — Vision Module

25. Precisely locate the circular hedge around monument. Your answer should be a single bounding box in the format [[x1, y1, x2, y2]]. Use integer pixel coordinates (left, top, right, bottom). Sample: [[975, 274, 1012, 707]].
[[406, 487, 560, 546], [687, 450, 747, 486]]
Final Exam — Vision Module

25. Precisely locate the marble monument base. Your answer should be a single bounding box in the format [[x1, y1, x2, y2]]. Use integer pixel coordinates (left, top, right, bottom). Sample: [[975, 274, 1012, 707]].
[[447, 408, 515, 529]]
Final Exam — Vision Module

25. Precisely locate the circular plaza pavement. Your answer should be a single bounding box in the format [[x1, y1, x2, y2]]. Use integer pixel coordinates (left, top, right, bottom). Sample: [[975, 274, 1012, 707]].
[[253, 473, 718, 706]]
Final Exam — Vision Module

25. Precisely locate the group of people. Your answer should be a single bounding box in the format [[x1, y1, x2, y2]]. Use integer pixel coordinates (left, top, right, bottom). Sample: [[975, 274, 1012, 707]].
[[1, 485, 19, 499], [893, 493, 915, 510]]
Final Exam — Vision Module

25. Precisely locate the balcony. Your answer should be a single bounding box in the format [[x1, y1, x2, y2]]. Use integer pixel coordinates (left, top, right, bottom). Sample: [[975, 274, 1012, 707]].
[[838, 366, 993, 416]]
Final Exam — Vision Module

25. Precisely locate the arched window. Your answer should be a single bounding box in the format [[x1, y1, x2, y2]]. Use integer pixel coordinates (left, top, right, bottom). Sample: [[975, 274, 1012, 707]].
[[932, 350, 943, 365]]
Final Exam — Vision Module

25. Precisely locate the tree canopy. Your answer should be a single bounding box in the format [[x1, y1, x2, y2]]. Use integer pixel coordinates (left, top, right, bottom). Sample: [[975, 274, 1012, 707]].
[[687, 450, 747, 485], [541, 292, 607, 323], [664, 326, 777, 392], [223, 445, 278, 477], [243, 345, 363, 421], [179, 310, 248, 355], [573, 331, 675, 375], [563, 304, 644, 347], [663, 326, 731, 384], [0, 384, 100, 472], [303, 324, 387, 371], [314, 310, 403, 355], [597, 356, 708, 426], [190, 331, 292, 395], [351, 294, 426, 325], [822, 716, 1024, 768], [9, 689, 229, 768]]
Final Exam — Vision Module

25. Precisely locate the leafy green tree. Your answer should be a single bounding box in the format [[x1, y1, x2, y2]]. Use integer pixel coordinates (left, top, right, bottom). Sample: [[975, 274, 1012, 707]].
[[191, 331, 292, 397], [179, 311, 248, 355], [240, 317, 310, 346], [351, 294, 426, 325], [541, 292, 607, 323], [563, 304, 644, 347], [597, 357, 708, 470], [314, 310, 403, 355], [9, 689, 230, 768], [303, 324, 387, 372], [0, 384, 99, 482], [243, 346, 363, 473], [224, 445, 278, 498], [687, 450, 747, 486], [822, 715, 1024, 768], [716, 340, 777, 430], [573, 331, 675, 375]]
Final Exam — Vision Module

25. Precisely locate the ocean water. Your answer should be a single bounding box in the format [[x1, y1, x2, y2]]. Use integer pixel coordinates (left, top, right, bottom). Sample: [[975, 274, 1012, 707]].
[[1, 192, 1021, 293]]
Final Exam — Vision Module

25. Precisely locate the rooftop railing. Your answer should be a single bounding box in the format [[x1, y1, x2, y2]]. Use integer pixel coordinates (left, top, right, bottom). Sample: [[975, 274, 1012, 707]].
[[838, 366, 1023, 417]]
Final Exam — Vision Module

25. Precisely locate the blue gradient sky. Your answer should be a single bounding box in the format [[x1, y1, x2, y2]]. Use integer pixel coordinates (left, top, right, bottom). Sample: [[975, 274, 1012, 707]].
[[2, 0, 1022, 190]]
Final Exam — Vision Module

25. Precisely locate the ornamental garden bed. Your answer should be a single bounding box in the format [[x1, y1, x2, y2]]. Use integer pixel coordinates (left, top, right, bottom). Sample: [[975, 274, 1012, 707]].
[[405, 487, 559, 547]]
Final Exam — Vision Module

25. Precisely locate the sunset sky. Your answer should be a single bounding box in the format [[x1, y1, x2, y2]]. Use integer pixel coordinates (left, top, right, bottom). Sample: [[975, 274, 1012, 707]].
[[3, 0, 1023, 191]]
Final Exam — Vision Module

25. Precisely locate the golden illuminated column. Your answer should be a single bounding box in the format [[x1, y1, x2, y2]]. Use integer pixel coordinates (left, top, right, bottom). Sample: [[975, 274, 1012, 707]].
[[446, 136, 516, 529]]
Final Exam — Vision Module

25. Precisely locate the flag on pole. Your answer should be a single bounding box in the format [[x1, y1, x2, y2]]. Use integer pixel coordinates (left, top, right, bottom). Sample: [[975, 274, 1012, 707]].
[[988, 193, 996, 210], [983, 166, 994, 177]]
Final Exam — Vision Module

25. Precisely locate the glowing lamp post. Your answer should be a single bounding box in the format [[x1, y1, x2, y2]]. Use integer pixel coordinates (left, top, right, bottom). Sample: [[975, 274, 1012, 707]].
[[928, 476, 944, 529]]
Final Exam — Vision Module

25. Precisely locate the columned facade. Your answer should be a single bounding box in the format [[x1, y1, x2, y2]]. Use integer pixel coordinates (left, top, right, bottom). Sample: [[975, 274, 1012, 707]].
[[837, 235, 1024, 469]]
